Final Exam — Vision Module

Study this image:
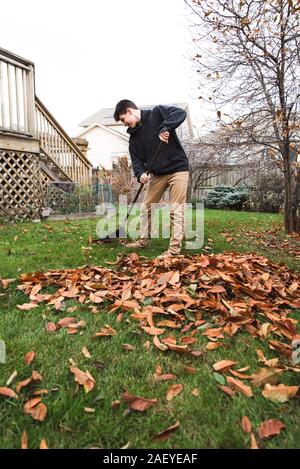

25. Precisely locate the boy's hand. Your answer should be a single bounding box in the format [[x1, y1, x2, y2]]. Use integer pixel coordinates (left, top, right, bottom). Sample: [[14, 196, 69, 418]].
[[140, 173, 151, 184], [159, 130, 170, 143]]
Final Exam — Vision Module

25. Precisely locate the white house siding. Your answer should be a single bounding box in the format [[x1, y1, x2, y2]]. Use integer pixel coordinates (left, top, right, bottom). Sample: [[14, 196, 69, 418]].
[[81, 126, 129, 169]]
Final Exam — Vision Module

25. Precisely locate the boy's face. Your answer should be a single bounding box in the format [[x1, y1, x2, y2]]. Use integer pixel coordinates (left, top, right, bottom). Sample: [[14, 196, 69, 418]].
[[119, 108, 139, 128]]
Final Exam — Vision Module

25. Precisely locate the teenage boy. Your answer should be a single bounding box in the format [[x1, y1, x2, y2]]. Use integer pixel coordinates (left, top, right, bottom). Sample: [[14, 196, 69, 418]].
[[113, 99, 189, 258]]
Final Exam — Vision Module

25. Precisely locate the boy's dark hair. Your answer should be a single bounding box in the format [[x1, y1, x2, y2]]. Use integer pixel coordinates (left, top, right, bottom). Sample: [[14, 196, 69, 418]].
[[113, 99, 138, 121]]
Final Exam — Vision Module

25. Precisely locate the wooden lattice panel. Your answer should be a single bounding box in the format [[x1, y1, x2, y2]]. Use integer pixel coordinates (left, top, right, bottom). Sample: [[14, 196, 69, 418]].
[[40, 171, 75, 212], [0, 150, 43, 220]]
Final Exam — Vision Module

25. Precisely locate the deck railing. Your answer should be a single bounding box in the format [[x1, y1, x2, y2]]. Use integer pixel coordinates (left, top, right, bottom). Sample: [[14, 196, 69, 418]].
[[35, 97, 92, 185], [0, 47, 92, 185], [0, 47, 35, 135]]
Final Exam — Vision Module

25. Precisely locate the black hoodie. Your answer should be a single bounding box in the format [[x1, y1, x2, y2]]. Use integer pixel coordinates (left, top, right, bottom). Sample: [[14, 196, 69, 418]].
[[127, 105, 189, 182]]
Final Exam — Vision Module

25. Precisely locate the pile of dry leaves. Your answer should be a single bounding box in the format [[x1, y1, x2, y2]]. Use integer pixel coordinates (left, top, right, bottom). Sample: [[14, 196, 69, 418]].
[[14, 252, 300, 355], [1, 251, 300, 447]]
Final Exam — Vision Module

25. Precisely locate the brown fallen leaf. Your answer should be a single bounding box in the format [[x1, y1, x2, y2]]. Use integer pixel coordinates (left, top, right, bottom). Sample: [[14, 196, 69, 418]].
[[241, 416, 252, 434], [143, 340, 151, 350], [21, 431, 28, 449], [206, 342, 222, 351], [95, 325, 116, 337], [40, 438, 48, 449], [24, 398, 47, 421], [154, 373, 176, 382], [0, 387, 18, 399], [229, 369, 252, 380], [166, 343, 190, 354], [33, 389, 49, 396], [262, 383, 299, 403], [24, 351, 36, 365], [250, 432, 259, 449], [166, 384, 183, 401], [45, 322, 56, 333], [122, 343, 135, 351], [152, 421, 180, 441], [30, 403, 47, 421], [17, 303, 38, 311], [122, 392, 157, 412], [157, 320, 180, 329], [57, 317, 76, 328], [153, 335, 168, 352], [250, 367, 283, 388], [70, 366, 95, 393], [227, 377, 253, 397], [218, 385, 236, 397], [183, 365, 197, 374], [191, 388, 200, 397], [32, 370, 43, 381], [141, 326, 165, 336], [16, 378, 32, 393], [82, 346, 92, 359], [213, 360, 237, 373], [258, 419, 285, 439]]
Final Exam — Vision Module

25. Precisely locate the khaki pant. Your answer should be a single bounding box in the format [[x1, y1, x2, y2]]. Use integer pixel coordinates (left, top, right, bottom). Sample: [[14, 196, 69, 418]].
[[140, 171, 189, 254]]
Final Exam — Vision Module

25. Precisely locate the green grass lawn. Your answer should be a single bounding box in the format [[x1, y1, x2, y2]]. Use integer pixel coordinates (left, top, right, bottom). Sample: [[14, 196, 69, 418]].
[[0, 209, 299, 449]]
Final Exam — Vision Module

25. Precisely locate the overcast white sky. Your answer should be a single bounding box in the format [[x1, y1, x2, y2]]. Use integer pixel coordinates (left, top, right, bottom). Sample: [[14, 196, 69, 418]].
[[0, 0, 211, 136]]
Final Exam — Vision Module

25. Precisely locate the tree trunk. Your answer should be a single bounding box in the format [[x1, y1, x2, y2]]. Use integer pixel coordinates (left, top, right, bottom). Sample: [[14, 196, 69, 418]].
[[291, 167, 300, 232]]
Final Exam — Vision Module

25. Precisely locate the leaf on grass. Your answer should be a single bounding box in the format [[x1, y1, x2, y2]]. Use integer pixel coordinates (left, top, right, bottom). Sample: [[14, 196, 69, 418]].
[[229, 369, 252, 380], [6, 370, 18, 387], [17, 303, 38, 311], [262, 383, 299, 403], [241, 416, 252, 434], [250, 367, 283, 388], [141, 326, 165, 336], [213, 373, 226, 385], [166, 384, 183, 401], [57, 317, 76, 328], [258, 419, 285, 439], [213, 360, 237, 373], [0, 387, 18, 399], [191, 388, 200, 397], [153, 335, 168, 352], [24, 351, 36, 365], [121, 392, 157, 412], [166, 343, 190, 354], [24, 398, 47, 421], [21, 431, 28, 449], [95, 325, 116, 337], [206, 342, 222, 351], [227, 377, 253, 397], [82, 346, 92, 359], [152, 421, 180, 441], [122, 343, 135, 351], [45, 322, 57, 333], [70, 366, 95, 393], [157, 320, 180, 329], [183, 365, 197, 374], [84, 407, 95, 413], [250, 433, 259, 449], [40, 438, 48, 449], [218, 385, 236, 397], [16, 378, 32, 393]]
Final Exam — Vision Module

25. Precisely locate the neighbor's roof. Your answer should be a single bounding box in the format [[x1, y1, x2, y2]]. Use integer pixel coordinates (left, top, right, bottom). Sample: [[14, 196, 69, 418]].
[[79, 103, 189, 127]]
